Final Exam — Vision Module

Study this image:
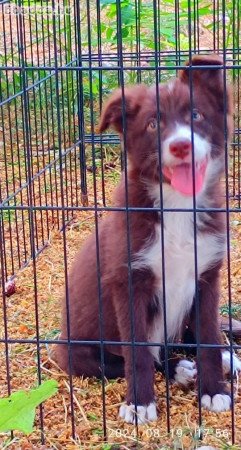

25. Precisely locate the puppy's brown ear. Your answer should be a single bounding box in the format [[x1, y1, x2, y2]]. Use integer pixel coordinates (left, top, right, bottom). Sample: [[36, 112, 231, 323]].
[[180, 54, 233, 138], [180, 54, 223, 91], [98, 85, 148, 134]]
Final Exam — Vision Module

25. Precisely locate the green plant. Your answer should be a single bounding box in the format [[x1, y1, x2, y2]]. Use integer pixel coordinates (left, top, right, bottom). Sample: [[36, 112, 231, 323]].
[[98, 0, 220, 88], [220, 303, 241, 320], [1, 209, 16, 224], [203, 0, 240, 49], [0, 380, 58, 434], [0, 0, 239, 152], [100, 0, 212, 51]]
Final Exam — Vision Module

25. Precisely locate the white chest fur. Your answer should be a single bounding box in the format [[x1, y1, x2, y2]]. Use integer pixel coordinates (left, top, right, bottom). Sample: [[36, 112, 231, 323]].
[[132, 184, 225, 361]]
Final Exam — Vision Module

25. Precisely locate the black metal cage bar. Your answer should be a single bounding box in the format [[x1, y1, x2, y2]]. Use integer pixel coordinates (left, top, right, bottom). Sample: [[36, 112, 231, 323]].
[[0, 0, 241, 448]]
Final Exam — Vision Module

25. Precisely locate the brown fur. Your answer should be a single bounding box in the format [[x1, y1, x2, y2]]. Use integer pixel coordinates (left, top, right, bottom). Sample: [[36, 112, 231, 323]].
[[52, 55, 233, 409]]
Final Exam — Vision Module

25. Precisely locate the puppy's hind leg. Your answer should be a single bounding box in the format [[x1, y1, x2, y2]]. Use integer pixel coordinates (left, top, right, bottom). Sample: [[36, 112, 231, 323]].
[[156, 348, 197, 388], [51, 343, 125, 378]]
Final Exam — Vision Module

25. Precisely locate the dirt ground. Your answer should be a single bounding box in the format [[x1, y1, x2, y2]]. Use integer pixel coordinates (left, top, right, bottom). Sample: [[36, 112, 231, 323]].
[[0, 156, 241, 450], [0, 2, 241, 449]]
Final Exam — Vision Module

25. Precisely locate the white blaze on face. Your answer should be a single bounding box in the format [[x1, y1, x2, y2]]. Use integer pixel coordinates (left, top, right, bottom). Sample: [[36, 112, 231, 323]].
[[162, 124, 210, 166], [162, 124, 211, 196]]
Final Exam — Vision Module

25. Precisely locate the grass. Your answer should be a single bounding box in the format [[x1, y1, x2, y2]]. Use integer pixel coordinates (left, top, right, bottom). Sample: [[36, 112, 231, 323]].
[[220, 304, 241, 320], [1, 209, 16, 223]]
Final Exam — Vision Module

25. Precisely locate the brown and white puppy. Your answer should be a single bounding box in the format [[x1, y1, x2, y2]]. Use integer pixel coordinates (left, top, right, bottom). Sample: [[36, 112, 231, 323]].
[[53, 55, 238, 424]]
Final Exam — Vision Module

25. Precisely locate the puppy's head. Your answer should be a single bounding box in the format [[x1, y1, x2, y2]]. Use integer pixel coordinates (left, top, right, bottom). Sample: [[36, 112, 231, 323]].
[[99, 54, 233, 197]]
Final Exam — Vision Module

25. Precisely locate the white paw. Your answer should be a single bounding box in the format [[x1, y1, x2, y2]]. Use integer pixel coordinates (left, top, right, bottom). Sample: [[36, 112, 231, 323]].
[[119, 402, 157, 424], [197, 447, 217, 450], [201, 393, 231, 412], [174, 359, 197, 386], [222, 350, 241, 376]]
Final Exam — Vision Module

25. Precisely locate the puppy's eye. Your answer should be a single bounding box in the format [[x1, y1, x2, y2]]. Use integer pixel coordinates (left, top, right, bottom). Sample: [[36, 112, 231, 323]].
[[147, 119, 157, 130], [192, 109, 203, 121]]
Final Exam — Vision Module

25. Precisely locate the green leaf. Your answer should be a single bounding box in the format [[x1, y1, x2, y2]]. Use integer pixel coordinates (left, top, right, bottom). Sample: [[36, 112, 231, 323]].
[[87, 412, 98, 421], [121, 27, 130, 38], [0, 380, 58, 435], [198, 6, 212, 15], [100, 0, 117, 5], [106, 27, 114, 40], [121, 5, 136, 25], [91, 81, 99, 96]]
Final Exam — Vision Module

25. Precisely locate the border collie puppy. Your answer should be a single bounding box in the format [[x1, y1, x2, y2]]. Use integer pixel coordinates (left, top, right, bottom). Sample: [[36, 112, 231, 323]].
[[53, 55, 237, 424]]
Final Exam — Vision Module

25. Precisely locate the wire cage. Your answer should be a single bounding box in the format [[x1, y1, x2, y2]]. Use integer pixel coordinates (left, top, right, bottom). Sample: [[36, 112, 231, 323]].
[[0, 0, 240, 448]]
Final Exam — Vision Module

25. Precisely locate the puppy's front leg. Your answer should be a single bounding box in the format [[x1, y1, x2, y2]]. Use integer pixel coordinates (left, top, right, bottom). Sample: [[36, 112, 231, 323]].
[[113, 276, 157, 424], [190, 266, 231, 412]]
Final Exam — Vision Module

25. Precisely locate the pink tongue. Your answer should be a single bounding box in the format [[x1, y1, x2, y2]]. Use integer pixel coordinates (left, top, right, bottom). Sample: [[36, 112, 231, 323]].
[[171, 163, 204, 196]]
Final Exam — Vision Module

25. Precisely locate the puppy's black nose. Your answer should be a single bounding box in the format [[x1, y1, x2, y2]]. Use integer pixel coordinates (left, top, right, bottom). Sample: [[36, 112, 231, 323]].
[[169, 139, 191, 159]]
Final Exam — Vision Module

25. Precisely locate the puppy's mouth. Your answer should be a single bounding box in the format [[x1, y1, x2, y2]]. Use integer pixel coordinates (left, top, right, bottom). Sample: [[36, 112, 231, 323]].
[[162, 158, 208, 196]]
